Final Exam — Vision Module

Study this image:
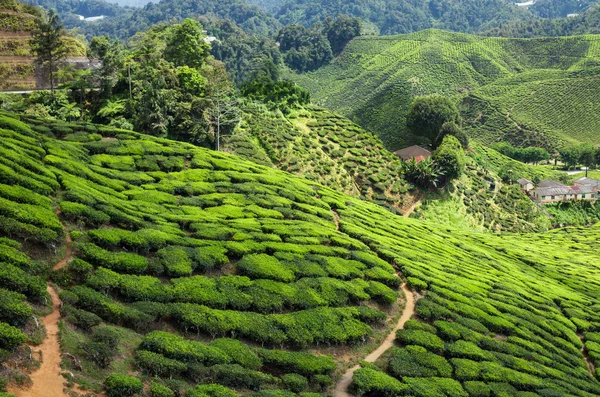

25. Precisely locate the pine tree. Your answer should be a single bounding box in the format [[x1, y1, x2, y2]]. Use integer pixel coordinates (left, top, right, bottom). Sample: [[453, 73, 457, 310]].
[[30, 10, 68, 96]]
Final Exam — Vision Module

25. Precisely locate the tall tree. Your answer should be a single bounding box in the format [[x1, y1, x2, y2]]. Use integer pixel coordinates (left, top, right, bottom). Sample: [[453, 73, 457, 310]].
[[30, 9, 68, 96], [203, 63, 240, 151], [323, 15, 361, 55], [406, 95, 461, 148], [579, 144, 596, 177], [89, 36, 124, 98], [164, 19, 211, 69]]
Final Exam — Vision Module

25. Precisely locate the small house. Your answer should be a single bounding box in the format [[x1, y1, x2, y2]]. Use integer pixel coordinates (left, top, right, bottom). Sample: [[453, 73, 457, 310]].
[[537, 180, 566, 188], [394, 145, 431, 162], [533, 185, 597, 203], [517, 178, 534, 192], [573, 177, 600, 189]]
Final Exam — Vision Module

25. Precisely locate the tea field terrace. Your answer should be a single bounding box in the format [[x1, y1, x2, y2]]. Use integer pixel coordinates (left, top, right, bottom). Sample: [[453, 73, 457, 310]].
[[0, 113, 599, 396]]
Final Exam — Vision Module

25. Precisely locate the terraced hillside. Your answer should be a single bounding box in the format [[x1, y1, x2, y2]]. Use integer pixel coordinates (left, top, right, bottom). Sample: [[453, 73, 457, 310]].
[[0, 0, 86, 91], [0, 112, 600, 396], [290, 29, 600, 151], [227, 104, 564, 233], [410, 142, 568, 232], [225, 104, 411, 213], [0, 0, 40, 90]]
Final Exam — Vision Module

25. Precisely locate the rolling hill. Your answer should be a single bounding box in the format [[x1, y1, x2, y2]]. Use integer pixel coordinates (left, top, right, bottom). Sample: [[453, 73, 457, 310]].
[[0, 112, 600, 396], [290, 29, 600, 151], [226, 103, 566, 233]]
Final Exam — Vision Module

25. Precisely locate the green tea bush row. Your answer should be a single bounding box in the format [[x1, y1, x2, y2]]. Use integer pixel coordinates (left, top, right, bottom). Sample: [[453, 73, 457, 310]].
[[0, 288, 31, 327], [172, 303, 373, 347], [0, 322, 26, 350], [0, 262, 46, 299], [77, 242, 148, 273]]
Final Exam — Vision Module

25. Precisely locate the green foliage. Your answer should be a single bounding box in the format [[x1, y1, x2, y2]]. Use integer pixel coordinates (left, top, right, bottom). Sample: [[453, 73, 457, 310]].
[[491, 142, 550, 164], [241, 80, 310, 112], [352, 367, 409, 396], [407, 95, 461, 148], [151, 381, 175, 397], [186, 384, 237, 397], [291, 30, 600, 150], [277, 24, 332, 72], [104, 374, 143, 397], [388, 345, 452, 378], [164, 19, 211, 69], [0, 322, 26, 350], [432, 135, 466, 181], [396, 329, 445, 353], [280, 373, 308, 393], [2, 115, 600, 397], [237, 254, 295, 282], [257, 348, 335, 376]]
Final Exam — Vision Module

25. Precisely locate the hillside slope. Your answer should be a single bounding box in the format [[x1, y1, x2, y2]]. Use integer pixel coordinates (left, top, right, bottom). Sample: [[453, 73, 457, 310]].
[[0, 113, 600, 396], [291, 29, 600, 151], [225, 104, 411, 213]]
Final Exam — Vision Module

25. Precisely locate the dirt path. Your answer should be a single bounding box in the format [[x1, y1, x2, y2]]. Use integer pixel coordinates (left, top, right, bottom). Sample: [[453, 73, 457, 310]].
[[8, 286, 67, 397], [8, 213, 71, 397], [402, 199, 421, 218], [578, 334, 596, 377], [334, 283, 416, 397], [331, 210, 340, 231], [54, 232, 72, 271]]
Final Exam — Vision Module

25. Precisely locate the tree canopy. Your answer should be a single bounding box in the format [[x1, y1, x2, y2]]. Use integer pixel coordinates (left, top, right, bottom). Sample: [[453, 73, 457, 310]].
[[406, 95, 462, 148]]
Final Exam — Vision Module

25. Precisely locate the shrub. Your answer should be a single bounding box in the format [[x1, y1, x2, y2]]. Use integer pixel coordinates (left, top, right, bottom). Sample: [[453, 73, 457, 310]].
[[188, 363, 278, 391], [0, 263, 46, 299], [451, 358, 482, 381], [190, 246, 229, 271], [403, 377, 468, 397], [407, 277, 428, 291], [446, 341, 493, 361], [0, 289, 31, 327], [351, 367, 408, 396], [0, 322, 26, 349], [281, 373, 308, 393], [61, 305, 102, 330], [158, 246, 193, 277], [60, 201, 110, 226], [432, 135, 465, 181], [257, 348, 336, 376], [135, 350, 187, 377], [237, 254, 295, 282], [463, 381, 491, 397], [388, 346, 452, 379], [396, 329, 445, 353], [186, 384, 237, 397], [77, 243, 148, 274], [151, 381, 175, 397], [139, 331, 231, 366], [104, 374, 142, 397], [83, 325, 121, 368], [209, 338, 262, 370]]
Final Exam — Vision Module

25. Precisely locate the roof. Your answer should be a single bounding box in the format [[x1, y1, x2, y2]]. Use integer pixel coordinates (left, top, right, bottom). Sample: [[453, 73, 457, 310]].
[[517, 178, 533, 185], [394, 145, 431, 161], [534, 185, 596, 196], [573, 177, 600, 188], [537, 180, 566, 188]]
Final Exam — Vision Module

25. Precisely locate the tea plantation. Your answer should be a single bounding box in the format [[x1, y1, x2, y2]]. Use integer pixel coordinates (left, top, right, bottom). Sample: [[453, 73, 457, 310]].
[[290, 29, 600, 151], [225, 104, 410, 213], [0, 112, 599, 396]]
